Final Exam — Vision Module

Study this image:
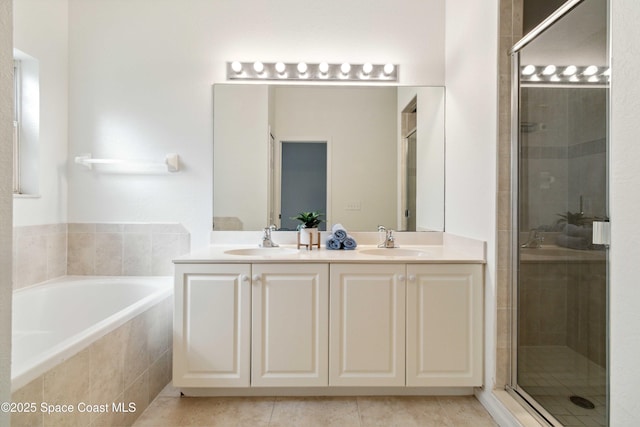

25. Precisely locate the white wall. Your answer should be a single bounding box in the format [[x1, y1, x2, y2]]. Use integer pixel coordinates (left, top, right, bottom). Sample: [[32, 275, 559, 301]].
[[213, 84, 270, 231], [0, 0, 13, 421], [66, 0, 445, 250], [610, 1, 640, 425], [444, 0, 499, 398], [13, 0, 68, 226]]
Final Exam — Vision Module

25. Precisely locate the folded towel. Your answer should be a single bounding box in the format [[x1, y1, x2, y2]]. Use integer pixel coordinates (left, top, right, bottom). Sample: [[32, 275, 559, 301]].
[[342, 235, 357, 250], [326, 234, 342, 250], [331, 224, 348, 242], [555, 234, 590, 250]]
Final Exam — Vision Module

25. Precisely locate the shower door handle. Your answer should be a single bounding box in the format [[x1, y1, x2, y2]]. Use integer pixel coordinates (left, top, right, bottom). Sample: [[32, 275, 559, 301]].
[[592, 221, 611, 246]]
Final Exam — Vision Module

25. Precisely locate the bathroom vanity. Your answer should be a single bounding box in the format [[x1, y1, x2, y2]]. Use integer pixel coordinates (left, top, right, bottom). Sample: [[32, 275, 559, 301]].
[[172, 232, 485, 395]]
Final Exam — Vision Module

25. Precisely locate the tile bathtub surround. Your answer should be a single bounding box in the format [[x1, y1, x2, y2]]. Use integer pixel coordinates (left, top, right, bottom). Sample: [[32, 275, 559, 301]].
[[13, 224, 68, 290], [67, 223, 191, 276], [134, 387, 499, 427], [11, 296, 173, 427]]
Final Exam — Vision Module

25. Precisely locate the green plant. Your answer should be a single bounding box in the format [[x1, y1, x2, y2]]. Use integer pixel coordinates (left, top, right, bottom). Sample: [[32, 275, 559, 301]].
[[291, 211, 324, 229]]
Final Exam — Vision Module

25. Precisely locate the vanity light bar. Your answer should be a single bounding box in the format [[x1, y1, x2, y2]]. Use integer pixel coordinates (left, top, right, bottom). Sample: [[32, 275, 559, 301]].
[[227, 61, 398, 82], [520, 65, 610, 84]]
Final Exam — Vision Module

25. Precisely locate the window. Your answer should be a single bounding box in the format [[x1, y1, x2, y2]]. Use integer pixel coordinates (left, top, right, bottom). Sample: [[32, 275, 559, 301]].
[[13, 59, 21, 194], [12, 49, 39, 196]]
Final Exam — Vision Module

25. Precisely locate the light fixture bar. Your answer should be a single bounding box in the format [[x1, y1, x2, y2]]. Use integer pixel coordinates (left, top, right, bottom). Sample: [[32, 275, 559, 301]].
[[520, 65, 609, 85], [227, 62, 398, 82]]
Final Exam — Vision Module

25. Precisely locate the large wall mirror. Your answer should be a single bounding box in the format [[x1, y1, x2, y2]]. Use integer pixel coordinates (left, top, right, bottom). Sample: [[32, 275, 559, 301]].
[[213, 84, 445, 232]]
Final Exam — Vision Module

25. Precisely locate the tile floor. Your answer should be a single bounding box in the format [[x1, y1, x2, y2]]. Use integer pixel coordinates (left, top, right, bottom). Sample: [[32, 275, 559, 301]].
[[519, 346, 607, 427], [133, 384, 499, 427]]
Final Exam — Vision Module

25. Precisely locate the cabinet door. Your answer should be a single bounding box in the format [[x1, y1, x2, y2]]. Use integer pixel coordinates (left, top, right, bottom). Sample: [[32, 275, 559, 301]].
[[406, 264, 483, 387], [252, 264, 329, 387], [173, 264, 251, 387], [329, 264, 406, 386]]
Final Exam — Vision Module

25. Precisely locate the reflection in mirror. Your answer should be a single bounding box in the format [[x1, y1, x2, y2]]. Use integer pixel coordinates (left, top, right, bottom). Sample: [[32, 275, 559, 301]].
[[213, 84, 444, 232]]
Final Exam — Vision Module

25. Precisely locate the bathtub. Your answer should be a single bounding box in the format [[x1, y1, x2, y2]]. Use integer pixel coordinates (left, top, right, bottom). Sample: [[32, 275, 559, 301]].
[[11, 275, 172, 392]]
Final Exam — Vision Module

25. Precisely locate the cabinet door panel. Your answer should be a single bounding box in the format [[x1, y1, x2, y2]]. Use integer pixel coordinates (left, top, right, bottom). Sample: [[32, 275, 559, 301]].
[[252, 264, 329, 387], [174, 264, 251, 387], [330, 264, 405, 386], [406, 264, 483, 387]]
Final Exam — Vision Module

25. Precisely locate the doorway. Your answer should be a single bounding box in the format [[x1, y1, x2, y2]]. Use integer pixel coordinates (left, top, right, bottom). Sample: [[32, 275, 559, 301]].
[[276, 141, 328, 231]]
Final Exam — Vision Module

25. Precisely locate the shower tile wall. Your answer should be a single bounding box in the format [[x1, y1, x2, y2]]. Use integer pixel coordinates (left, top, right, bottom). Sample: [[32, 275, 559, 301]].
[[521, 88, 607, 229], [496, 0, 524, 388], [12, 223, 190, 289], [520, 260, 607, 368]]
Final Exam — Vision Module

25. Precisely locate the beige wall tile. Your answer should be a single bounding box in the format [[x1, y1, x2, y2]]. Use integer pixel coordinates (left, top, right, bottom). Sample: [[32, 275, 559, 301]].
[[95, 232, 123, 276], [68, 223, 96, 233], [151, 233, 180, 276], [43, 348, 91, 427], [148, 350, 171, 401], [15, 234, 47, 289], [67, 232, 95, 275], [11, 376, 44, 427], [90, 325, 127, 405], [124, 315, 149, 388], [123, 233, 152, 276], [46, 232, 67, 279], [123, 372, 150, 427], [146, 302, 168, 365]]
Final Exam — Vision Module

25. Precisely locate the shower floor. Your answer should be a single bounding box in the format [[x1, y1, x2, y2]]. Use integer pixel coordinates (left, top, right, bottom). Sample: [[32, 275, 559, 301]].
[[519, 345, 607, 427]]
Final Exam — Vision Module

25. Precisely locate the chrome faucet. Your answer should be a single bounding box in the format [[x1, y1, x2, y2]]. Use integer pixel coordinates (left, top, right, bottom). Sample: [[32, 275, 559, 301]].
[[260, 225, 279, 248], [521, 229, 544, 248], [378, 225, 398, 248]]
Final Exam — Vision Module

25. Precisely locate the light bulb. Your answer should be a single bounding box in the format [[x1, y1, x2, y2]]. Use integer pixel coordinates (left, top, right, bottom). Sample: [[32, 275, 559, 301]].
[[341, 63, 351, 75], [253, 61, 264, 74], [570, 75, 580, 82], [542, 65, 556, 75], [550, 74, 560, 82], [522, 65, 536, 76], [275, 62, 286, 74], [297, 62, 308, 74], [588, 75, 599, 83], [362, 63, 373, 75], [231, 61, 242, 73], [383, 63, 395, 75], [562, 65, 577, 76], [318, 62, 329, 74], [584, 65, 598, 76], [602, 68, 611, 76]]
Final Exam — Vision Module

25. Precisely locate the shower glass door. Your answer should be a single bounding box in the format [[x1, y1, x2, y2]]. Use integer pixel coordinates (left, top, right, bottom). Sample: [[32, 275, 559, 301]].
[[511, 1, 609, 426]]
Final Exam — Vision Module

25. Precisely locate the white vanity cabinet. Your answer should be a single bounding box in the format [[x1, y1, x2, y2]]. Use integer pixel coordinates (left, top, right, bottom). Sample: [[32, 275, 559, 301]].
[[406, 264, 483, 387], [173, 263, 251, 388], [251, 263, 329, 387], [329, 264, 406, 386], [173, 248, 485, 392]]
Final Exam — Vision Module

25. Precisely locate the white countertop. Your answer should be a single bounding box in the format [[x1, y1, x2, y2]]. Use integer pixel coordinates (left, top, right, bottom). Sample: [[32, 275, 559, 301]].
[[174, 232, 486, 264]]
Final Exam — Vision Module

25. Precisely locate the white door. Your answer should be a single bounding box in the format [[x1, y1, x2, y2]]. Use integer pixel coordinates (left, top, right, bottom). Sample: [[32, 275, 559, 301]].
[[252, 264, 329, 387], [406, 264, 483, 386], [329, 264, 406, 386], [173, 264, 251, 387]]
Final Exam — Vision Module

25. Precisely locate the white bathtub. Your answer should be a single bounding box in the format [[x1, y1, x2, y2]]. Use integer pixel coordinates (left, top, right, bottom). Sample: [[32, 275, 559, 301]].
[[11, 276, 172, 392]]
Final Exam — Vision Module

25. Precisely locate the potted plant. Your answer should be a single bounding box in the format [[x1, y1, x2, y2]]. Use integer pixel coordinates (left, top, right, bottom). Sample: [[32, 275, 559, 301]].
[[292, 211, 324, 245]]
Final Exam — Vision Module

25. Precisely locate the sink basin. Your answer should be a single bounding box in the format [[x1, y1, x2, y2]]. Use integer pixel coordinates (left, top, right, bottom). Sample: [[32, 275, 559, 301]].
[[224, 247, 299, 256], [359, 248, 430, 257]]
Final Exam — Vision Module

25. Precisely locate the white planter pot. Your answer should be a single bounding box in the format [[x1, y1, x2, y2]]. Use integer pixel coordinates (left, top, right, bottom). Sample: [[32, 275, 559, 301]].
[[299, 227, 318, 246]]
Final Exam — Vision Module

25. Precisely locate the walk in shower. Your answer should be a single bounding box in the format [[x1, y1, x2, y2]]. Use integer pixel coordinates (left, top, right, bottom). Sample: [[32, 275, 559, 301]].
[[510, 1, 609, 426]]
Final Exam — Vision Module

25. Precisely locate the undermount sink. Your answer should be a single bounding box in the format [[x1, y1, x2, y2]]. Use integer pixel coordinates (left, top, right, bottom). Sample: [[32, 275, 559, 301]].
[[224, 247, 299, 256], [359, 248, 430, 257]]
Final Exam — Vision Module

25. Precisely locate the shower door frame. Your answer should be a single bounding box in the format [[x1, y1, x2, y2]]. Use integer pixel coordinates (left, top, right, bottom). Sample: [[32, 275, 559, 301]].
[[506, 0, 610, 425]]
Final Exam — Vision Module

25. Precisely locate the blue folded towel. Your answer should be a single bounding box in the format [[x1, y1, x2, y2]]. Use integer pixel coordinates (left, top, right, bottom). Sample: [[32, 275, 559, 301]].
[[326, 234, 342, 250], [342, 235, 357, 250], [331, 224, 348, 242]]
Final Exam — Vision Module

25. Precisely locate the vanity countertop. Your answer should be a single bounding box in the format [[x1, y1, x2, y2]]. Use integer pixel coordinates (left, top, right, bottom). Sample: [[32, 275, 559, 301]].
[[174, 232, 486, 264]]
